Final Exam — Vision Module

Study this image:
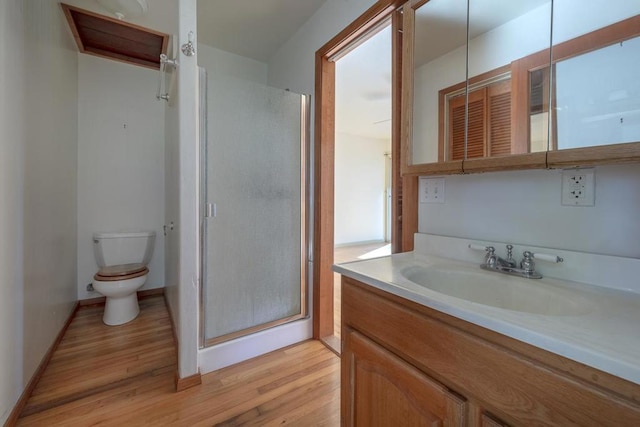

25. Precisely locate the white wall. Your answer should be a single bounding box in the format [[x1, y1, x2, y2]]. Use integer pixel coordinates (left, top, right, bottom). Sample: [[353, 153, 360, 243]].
[[176, 0, 200, 379], [335, 133, 390, 245], [76, 55, 166, 300], [419, 165, 640, 258], [1, 1, 78, 423], [268, 0, 377, 94], [0, 2, 26, 422], [197, 43, 268, 84], [164, 77, 181, 354]]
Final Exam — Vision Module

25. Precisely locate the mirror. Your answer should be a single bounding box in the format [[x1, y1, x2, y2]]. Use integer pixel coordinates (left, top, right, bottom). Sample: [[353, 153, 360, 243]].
[[551, 0, 640, 151], [407, 0, 553, 171], [410, 0, 468, 167], [403, 0, 640, 175], [465, 0, 551, 161]]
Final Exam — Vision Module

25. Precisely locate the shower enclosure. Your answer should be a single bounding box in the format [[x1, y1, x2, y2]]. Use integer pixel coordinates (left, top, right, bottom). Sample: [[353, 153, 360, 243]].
[[200, 69, 309, 347]]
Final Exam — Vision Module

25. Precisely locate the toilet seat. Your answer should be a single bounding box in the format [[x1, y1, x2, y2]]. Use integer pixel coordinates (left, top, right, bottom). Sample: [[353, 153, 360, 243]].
[[94, 263, 148, 282]]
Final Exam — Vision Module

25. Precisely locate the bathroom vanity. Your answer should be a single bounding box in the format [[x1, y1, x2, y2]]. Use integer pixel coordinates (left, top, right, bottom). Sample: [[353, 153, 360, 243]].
[[335, 236, 640, 426]]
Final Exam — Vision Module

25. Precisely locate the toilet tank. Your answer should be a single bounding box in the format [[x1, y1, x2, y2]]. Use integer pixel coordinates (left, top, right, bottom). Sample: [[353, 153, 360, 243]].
[[93, 231, 156, 268]]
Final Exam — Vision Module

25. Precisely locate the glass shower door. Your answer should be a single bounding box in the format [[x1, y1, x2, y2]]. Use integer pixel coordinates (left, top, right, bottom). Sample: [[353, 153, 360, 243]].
[[201, 71, 309, 346]]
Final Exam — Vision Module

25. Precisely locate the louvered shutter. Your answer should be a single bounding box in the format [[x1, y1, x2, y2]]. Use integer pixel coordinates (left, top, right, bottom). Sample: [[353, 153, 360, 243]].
[[488, 80, 512, 156]]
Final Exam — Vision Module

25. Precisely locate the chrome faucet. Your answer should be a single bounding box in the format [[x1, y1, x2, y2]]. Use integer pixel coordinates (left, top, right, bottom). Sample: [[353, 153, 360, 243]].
[[482, 245, 543, 279], [469, 243, 563, 279], [483, 245, 517, 270], [472, 244, 558, 279]]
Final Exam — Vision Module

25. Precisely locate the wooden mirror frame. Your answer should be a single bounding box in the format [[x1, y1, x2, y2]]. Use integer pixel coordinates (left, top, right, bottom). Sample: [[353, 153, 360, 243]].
[[401, 2, 640, 176]]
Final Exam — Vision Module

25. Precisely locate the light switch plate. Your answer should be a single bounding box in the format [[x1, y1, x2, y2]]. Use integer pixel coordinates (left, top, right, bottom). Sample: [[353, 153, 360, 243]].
[[419, 177, 445, 203], [561, 168, 595, 206]]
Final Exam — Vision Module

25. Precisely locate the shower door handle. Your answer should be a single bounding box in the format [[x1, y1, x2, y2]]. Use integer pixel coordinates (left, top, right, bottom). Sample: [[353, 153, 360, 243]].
[[205, 203, 217, 218]]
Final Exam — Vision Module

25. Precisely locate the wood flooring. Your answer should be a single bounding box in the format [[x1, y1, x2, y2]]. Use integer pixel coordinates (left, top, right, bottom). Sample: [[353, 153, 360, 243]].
[[16, 295, 340, 426]]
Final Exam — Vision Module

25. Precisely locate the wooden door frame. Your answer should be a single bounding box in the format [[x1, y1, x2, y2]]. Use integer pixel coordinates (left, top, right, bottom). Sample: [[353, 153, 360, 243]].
[[313, 0, 417, 343]]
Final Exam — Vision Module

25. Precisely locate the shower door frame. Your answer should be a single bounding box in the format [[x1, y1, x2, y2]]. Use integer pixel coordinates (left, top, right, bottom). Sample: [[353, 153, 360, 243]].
[[198, 70, 311, 348]]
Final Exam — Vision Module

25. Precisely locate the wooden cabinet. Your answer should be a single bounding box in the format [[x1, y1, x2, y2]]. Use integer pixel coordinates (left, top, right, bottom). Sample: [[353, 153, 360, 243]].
[[341, 276, 640, 427], [343, 329, 466, 426]]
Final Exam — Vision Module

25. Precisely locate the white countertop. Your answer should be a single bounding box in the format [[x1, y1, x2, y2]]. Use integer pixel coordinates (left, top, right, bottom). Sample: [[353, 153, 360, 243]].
[[334, 251, 640, 386]]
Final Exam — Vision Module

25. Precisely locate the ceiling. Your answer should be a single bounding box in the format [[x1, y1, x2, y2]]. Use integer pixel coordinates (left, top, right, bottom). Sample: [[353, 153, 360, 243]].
[[197, 0, 327, 62], [62, 1, 550, 142], [336, 26, 392, 141]]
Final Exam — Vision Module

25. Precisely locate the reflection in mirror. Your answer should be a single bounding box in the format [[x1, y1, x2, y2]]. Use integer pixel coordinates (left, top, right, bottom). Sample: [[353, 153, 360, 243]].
[[462, 0, 551, 159], [411, 0, 468, 165], [551, 0, 640, 151]]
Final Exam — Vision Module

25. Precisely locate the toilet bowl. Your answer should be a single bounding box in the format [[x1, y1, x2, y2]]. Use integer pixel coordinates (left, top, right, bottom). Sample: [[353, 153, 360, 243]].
[[92, 231, 155, 326], [93, 263, 149, 325]]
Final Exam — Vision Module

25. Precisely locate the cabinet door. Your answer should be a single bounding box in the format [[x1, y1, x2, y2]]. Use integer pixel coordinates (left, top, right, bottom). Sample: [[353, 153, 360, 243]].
[[481, 413, 509, 427], [343, 330, 466, 426]]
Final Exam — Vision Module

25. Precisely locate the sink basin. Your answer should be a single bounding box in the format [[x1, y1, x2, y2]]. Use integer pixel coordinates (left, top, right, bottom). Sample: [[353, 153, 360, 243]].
[[400, 264, 591, 316]]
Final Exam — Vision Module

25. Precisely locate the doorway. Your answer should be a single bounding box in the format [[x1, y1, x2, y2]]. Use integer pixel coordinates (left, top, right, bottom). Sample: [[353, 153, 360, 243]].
[[332, 23, 393, 342], [313, 1, 418, 351]]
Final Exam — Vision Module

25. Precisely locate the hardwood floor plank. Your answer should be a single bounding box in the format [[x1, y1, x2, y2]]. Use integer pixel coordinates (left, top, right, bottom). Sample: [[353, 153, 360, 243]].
[[16, 295, 340, 426]]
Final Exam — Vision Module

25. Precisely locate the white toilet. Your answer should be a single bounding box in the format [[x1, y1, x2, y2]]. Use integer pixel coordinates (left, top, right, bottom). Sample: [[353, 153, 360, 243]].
[[92, 231, 155, 326]]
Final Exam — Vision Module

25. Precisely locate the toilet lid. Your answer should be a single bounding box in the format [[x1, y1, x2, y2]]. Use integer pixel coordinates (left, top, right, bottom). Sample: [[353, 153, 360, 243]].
[[94, 263, 148, 282]]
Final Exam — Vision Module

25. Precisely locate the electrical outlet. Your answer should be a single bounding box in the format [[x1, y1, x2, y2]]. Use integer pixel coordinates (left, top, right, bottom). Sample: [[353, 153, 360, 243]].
[[561, 168, 595, 206], [419, 177, 445, 203]]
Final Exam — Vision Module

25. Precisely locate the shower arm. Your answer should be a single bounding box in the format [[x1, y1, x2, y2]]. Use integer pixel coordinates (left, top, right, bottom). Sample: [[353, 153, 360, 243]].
[[156, 54, 178, 102]]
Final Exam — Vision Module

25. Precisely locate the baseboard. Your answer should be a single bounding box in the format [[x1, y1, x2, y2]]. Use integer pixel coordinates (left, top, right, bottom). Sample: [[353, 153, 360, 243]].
[[163, 292, 179, 351], [162, 293, 195, 392], [175, 371, 202, 392], [320, 335, 341, 357], [78, 287, 165, 307], [3, 302, 79, 427]]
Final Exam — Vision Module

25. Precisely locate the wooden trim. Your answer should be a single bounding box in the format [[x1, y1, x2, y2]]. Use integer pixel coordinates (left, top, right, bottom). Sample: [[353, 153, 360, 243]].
[[313, 52, 336, 340], [317, 0, 406, 59], [547, 142, 640, 168], [4, 302, 79, 426], [320, 335, 341, 357], [400, 1, 415, 176], [463, 151, 547, 173], [551, 14, 640, 64], [163, 291, 179, 355], [161, 292, 201, 393], [60, 3, 170, 70], [175, 371, 202, 392], [314, 0, 409, 341], [78, 287, 165, 307], [391, 9, 404, 254], [78, 295, 107, 307], [402, 160, 463, 176], [400, 176, 418, 252]]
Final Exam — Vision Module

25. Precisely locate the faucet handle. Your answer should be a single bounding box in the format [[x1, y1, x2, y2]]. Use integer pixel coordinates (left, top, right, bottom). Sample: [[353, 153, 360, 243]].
[[521, 251, 535, 274], [485, 246, 496, 267]]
